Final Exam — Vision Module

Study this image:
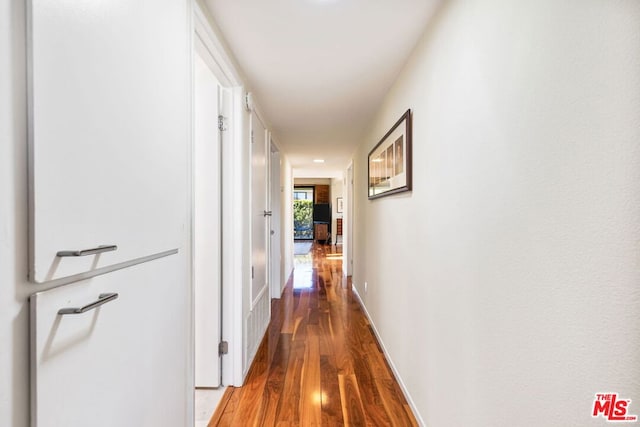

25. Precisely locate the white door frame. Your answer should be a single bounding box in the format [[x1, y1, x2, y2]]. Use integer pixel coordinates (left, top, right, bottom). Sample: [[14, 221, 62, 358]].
[[193, 2, 244, 388]]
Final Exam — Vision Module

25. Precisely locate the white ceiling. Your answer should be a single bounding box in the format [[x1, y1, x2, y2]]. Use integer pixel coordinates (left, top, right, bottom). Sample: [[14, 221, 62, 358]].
[[205, 0, 440, 176]]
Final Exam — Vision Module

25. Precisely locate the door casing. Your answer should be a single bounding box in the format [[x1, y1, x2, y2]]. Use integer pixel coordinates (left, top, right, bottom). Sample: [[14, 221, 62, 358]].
[[193, 2, 245, 388]]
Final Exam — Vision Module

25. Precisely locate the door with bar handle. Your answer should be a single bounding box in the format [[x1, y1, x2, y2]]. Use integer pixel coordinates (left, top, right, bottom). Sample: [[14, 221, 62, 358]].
[[27, 0, 191, 424], [57, 293, 119, 315], [28, 0, 187, 283], [30, 255, 187, 427], [250, 112, 269, 309], [56, 245, 118, 258]]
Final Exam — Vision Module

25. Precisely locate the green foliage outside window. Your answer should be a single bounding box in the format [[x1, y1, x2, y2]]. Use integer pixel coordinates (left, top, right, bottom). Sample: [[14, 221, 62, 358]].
[[293, 199, 313, 239]]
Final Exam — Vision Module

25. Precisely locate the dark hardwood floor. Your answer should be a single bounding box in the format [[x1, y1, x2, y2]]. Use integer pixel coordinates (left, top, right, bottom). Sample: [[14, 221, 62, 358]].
[[208, 243, 418, 426]]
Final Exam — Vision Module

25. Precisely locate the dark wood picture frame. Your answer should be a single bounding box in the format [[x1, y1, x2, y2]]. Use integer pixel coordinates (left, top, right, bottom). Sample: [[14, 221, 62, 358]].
[[368, 109, 412, 199]]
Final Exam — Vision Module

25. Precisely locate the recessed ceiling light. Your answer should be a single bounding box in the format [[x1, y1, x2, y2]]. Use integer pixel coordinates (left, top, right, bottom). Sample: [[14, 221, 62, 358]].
[[313, 159, 325, 163]]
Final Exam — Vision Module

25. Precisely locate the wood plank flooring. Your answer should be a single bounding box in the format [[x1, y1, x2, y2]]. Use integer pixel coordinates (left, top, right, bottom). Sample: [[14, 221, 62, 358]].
[[208, 243, 418, 426]]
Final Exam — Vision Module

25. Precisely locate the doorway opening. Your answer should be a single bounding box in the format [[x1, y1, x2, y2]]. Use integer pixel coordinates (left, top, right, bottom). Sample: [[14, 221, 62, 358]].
[[293, 186, 314, 240]]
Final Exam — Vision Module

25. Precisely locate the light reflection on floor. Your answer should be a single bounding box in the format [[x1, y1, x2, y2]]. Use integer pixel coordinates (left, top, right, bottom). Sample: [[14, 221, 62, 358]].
[[293, 251, 313, 289], [293, 243, 343, 289]]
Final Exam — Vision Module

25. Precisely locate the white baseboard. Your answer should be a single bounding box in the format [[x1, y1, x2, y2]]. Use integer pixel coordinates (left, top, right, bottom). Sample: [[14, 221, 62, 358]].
[[351, 286, 426, 427]]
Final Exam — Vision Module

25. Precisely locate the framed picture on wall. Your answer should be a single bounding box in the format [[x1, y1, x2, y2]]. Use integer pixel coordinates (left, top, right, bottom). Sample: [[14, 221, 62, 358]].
[[336, 197, 343, 213], [368, 109, 412, 199]]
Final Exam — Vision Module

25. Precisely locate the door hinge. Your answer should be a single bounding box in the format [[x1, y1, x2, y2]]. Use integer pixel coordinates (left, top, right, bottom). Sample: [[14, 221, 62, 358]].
[[251, 266, 254, 279], [218, 115, 228, 132], [250, 130, 254, 144], [218, 341, 228, 356]]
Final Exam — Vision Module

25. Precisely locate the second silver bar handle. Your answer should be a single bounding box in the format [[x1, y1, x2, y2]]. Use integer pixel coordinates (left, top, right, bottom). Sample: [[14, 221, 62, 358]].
[[57, 245, 118, 257], [58, 293, 119, 315]]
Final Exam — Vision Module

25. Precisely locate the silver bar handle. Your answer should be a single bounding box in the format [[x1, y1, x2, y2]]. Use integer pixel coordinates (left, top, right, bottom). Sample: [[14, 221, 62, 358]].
[[58, 293, 119, 315], [57, 245, 118, 257]]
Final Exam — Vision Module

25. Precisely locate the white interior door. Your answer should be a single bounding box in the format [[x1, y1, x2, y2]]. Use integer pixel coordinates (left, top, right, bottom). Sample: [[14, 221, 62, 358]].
[[345, 164, 354, 276], [269, 143, 282, 298], [28, 0, 188, 283], [27, 0, 191, 425], [251, 113, 268, 307], [30, 256, 189, 427], [194, 54, 222, 388]]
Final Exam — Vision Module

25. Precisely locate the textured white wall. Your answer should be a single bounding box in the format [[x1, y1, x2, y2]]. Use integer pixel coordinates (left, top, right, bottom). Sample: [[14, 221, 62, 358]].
[[353, 1, 640, 426]]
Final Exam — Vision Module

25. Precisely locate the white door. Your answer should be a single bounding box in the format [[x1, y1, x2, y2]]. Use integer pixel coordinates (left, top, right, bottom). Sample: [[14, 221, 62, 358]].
[[31, 257, 188, 427], [269, 143, 282, 298], [28, 0, 188, 283], [28, 0, 191, 425], [251, 113, 268, 307], [345, 163, 354, 276], [194, 54, 222, 387]]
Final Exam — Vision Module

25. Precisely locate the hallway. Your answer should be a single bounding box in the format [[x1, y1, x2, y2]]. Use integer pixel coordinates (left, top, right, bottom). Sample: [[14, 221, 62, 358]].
[[208, 243, 418, 426]]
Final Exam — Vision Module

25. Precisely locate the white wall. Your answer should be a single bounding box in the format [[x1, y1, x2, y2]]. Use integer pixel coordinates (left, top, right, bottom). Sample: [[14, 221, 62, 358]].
[[1, 2, 29, 424], [293, 178, 332, 186], [352, 1, 640, 426], [281, 156, 295, 287]]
